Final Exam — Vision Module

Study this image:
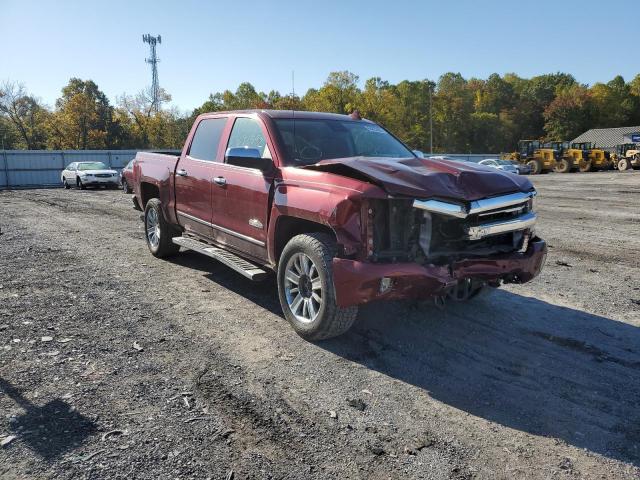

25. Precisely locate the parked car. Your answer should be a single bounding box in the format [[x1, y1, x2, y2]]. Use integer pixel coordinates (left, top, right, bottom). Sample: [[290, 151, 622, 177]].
[[132, 110, 546, 340], [514, 162, 532, 175], [479, 158, 520, 174], [120, 160, 134, 193], [61, 162, 119, 189]]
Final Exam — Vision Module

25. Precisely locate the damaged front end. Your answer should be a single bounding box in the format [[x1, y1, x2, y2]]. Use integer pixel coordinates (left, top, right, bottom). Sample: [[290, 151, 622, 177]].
[[333, 191, 547, 307]]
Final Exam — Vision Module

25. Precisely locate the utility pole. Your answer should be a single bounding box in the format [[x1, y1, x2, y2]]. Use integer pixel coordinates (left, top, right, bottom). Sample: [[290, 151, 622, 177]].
[[429, 84, 433, 154], [143, 34, 162, 112]]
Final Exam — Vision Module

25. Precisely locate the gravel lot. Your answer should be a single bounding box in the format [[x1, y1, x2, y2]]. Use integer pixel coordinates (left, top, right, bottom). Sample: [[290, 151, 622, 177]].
[[1, 171, 639, 479]]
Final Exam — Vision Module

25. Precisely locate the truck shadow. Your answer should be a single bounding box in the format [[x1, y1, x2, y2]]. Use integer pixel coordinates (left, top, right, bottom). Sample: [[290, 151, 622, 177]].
[[0, 378, 97, 460], [168, 252, 640, 465], [323, 291, 640, 466]]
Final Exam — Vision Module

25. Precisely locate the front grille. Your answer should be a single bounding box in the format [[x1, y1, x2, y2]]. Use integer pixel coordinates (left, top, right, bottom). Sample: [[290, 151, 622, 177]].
[[418, 194, 534, 263], [95, 173, 112, 178]]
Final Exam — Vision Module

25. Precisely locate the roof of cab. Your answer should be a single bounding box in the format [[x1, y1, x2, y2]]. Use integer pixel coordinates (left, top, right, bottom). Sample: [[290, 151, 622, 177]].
[[204, 109, 372, 122]]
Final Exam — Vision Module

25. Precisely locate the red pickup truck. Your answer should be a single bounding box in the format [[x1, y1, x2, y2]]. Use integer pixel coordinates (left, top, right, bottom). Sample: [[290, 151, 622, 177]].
[[132, 110, 546, 340]]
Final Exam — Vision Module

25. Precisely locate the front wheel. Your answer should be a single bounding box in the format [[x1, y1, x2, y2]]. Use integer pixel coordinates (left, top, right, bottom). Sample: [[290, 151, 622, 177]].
[[277, 233, 358, 341], [618, 158, 631, 171], [144, 198, 180, 258], [77, 177, 86, 190]]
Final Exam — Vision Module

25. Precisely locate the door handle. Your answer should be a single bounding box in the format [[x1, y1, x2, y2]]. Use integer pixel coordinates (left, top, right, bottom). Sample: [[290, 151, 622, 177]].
[[176, 169, 188, 177], [213, 176, 226, 186]]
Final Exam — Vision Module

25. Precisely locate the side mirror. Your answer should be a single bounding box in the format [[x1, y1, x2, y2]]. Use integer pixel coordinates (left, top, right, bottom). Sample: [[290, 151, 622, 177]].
[[412, 149, 425, 158], [225, 147, 272, 171]]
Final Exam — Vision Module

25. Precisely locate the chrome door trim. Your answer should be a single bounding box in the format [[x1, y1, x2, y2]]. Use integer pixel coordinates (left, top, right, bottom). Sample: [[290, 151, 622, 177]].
[[176, 210, 265, 247]]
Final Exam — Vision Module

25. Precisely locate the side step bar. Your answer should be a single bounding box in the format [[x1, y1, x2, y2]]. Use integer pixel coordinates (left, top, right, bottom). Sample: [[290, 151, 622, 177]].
[[172, 236, 268, 281]]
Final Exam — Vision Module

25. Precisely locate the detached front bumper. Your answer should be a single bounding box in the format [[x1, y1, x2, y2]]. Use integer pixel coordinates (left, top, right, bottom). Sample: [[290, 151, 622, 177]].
[[332, 238, 547, 307]]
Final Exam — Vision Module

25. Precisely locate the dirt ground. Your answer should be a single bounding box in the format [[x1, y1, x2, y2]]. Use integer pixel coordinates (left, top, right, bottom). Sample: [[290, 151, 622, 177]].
[[1, 170, 639, 480]]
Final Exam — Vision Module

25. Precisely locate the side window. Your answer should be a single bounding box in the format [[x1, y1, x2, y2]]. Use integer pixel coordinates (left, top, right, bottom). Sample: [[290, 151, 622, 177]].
[[227, 117, 271, 159], [67, 163, 76, 171], [188, 118, 227, 162]]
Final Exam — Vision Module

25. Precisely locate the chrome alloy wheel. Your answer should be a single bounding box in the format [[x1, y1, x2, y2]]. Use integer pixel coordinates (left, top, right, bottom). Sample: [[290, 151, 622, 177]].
[[146, 207, 161, 249], [284, 252, 322, 324]]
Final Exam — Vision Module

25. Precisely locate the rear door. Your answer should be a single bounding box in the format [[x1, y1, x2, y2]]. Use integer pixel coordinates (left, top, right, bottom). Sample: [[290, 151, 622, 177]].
[[174, 117, 228, 239], [209, 116, 275, 262]]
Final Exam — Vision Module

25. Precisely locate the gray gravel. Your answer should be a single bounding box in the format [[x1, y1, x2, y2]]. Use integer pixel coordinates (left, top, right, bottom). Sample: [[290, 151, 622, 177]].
[[1, 170, 639, 479]]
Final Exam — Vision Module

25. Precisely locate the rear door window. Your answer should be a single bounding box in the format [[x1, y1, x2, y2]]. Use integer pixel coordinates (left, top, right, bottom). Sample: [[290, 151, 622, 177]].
[[188, 118, 227, 162]]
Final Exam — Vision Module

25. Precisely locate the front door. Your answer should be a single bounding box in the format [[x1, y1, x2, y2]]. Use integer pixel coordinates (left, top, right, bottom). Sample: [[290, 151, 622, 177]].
[[174, 117, 228, 239], [210, 116, 274, 262]]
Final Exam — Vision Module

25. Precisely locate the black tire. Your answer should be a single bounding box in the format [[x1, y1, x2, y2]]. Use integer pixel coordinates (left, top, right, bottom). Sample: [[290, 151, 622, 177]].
[[144, 198, 181, 258], [122, 179, 132, 194], [554, 158, 572, 173], [526, 159, 542, 175], [618, 158, 631, 171], [277, 233, 358, 341], [579, 160, 592, 173], [63, 177, 71, 189], [77, 177, 86, 190]]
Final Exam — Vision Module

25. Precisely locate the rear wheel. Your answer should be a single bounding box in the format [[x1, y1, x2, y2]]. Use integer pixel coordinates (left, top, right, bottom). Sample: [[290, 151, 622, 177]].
[[526, 159, 542, 175], [122, 179, 132, 194], [144, 198, 180, 258], [63, 177, 71, 189], [554, 158, 572, 173], [277, 233, 358, 341]]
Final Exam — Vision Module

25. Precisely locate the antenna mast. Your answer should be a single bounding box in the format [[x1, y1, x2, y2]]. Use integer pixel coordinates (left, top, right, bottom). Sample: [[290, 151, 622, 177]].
[[142, 34, 162, 112]]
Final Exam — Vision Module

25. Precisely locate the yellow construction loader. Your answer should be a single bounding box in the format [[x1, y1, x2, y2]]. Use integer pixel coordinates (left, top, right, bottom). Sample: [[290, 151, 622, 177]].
[[542, 141, 610, 173], [611, 144, 640, 170], [501, 140, 559, 174], [570, 142, 611, 171]]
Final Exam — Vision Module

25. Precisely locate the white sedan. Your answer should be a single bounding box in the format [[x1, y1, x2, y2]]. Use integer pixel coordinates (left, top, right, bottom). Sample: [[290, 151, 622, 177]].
[[61, 162, 120, 189], [478, 159, 520, 174]]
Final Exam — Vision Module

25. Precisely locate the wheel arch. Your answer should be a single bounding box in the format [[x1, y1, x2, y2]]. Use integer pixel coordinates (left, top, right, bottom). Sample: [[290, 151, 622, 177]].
[[139, 182, 160, 208], [272, 216, 337, 264]]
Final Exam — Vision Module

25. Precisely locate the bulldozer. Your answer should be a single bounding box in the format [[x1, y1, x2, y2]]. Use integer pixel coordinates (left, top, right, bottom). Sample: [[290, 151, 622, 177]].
[[501, 140, 559, 174], [570, 142, 611, 171], [611, 143, 640, 170]]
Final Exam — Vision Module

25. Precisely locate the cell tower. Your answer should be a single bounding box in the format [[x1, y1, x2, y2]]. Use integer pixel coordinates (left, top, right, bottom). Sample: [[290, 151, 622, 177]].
[[142, 34, 162, 112]]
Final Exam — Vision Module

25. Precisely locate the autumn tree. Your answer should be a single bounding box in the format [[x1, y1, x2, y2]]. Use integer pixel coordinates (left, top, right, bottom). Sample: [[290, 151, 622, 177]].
[[47, 78, 120, 149], [302, 71, 360, 114], [543, 84, 593, 140], [117, 87, 185, 148], [0, 81, 49, 149]]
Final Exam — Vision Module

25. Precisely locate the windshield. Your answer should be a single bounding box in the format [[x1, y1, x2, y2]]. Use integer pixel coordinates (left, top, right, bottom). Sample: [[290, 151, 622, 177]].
[[274, 119, 414, 166], [78, 162, 109, 171]]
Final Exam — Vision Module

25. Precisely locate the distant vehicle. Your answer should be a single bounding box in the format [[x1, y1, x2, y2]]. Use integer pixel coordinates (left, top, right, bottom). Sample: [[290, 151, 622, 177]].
[[61, 162, 119, 190], [479, 159, 520, 174], [120, 160, 134, 193], [514, 162, 531, 175]]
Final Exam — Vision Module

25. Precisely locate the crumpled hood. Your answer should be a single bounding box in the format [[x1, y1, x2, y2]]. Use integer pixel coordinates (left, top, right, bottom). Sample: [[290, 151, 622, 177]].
[[302, 156, 533, 201]]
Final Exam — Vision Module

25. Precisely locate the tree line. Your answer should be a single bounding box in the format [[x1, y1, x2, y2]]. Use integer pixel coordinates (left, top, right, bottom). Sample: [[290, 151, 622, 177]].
[[2, 71, 640, 153]]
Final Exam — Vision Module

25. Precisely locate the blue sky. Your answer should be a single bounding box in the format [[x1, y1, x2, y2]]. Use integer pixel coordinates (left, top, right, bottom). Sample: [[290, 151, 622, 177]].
[[2, 0, 636, 112]]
